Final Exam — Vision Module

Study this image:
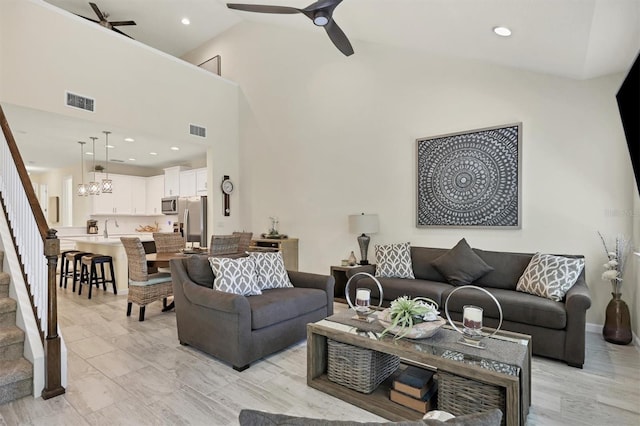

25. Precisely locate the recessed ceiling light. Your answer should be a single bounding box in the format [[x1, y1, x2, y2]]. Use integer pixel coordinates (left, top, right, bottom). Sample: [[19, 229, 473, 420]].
[[106, 145, 115, 149], [86, 152, 94, 156], [493, 26, 512, 37], [181, 17, 190, 25], [128, 158, 136, 161], [149, 152, 158, 156], [170, 146, 180, 151], [124, 137, 135, 142]]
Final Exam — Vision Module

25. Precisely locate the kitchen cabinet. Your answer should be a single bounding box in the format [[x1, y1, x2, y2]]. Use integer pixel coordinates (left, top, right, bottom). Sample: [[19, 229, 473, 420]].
[[164, 166, 187, 196], [196, 168, 207, 195], [90, 172, 113, 214], [145, 175, 164, 215], [111, 174, 132, 214], [130, 176, 146, 214], [90, 173, 147, 215], [179, 169, 197, 197]]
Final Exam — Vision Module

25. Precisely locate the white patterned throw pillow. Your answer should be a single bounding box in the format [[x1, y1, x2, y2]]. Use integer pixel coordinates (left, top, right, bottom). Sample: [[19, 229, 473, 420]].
[[374, 242, 415, 279], [249, 251, 293, 290], [516, 253, 585, 301], [209, 256, 262, 296]]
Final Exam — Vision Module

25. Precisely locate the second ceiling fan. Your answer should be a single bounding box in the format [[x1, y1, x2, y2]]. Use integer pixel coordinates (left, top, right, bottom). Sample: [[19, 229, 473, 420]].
[[227, 0, 354, 56], [78, 2, 137, 38]]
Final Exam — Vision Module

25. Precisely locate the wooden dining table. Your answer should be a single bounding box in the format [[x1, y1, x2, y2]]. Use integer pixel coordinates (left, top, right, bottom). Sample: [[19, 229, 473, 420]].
[[145, 252, 188, 312], [145, 251, 207, 311], [145, 252, 188, 268]]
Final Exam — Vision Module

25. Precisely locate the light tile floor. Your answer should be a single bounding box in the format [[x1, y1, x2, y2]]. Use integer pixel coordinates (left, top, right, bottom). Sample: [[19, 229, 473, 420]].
[[1, 287, 640, 425], [1, 288, 384, 425]]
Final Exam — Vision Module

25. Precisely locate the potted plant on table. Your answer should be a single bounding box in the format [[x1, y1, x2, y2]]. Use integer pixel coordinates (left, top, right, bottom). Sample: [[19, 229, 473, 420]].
[[378, 296, 445, 339]]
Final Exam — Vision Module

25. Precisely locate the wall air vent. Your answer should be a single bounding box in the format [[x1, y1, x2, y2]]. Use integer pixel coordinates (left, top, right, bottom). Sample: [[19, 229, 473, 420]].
[[65, 91, 95, 112], [189, 124, 206, 138]]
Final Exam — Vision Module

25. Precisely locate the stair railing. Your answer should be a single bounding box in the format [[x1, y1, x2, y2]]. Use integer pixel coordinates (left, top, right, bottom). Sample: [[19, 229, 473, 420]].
[[0, 104, 64, 399]]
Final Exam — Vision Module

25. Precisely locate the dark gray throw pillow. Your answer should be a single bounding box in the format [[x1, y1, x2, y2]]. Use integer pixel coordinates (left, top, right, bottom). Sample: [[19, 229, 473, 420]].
[[185, 256, 214, 288], [238, 408, 502, 426], [431, 238, 494, 286]]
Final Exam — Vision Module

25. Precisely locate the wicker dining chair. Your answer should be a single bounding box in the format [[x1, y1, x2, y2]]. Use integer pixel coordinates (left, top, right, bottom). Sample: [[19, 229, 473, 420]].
[[152, 232, 185, 272], [209, 232, 253, 258], [233, 231, 253, 253], [152, 232, 185, 253], [120, 237, 173, 321]]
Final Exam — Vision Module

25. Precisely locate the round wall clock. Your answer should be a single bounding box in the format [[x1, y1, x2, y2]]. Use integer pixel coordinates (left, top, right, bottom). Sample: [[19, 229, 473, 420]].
[[221, 175, 233, 216]]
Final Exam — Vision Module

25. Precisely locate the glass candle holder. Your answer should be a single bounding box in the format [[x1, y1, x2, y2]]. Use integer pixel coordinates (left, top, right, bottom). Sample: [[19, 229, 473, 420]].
[[355, 288, 371, 312], [462, 305, 483, 336]]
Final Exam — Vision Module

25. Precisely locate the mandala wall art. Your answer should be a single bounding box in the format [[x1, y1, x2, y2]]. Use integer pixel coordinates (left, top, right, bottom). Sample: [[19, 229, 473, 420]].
[[416, 123, 522, 228]]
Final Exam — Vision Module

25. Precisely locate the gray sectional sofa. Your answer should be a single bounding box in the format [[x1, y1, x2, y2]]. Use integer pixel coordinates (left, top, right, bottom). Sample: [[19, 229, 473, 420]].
[[170, 255, 334, 370], [347, 246, 591, 368]]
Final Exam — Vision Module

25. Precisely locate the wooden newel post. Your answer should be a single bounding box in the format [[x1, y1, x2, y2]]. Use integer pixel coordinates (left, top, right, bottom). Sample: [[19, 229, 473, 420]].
[[41, 228, 65, 399]]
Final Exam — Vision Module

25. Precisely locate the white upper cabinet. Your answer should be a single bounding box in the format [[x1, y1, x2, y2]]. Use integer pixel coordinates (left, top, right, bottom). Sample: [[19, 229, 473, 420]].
[[90, 173, 113, 215], [179, 169, 197, 197], [130, 176, 146, 215], [145, 175, 164, 215], [164, 166, 184, 197], [195, 168, 207, 195], [90, 173, 153, 216]]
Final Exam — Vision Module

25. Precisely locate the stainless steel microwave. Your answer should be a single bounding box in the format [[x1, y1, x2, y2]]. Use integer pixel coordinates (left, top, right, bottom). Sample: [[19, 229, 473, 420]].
[[161, 196, 180, 215]]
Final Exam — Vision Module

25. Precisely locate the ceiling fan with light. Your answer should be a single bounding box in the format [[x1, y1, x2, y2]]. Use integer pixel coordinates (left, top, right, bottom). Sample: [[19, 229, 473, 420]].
[[227, 0, 354, 56], [77, 2, 137, 38]]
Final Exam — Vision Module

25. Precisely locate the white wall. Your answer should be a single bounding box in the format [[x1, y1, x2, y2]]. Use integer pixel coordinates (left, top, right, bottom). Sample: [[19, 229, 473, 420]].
[[0, 0, 237, 150], [183, 22, 634, 328], [0, 0, 242, 236]]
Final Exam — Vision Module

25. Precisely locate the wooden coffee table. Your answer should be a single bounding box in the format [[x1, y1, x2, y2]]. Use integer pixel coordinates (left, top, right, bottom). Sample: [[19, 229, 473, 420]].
[[307, 311, 531, 425]]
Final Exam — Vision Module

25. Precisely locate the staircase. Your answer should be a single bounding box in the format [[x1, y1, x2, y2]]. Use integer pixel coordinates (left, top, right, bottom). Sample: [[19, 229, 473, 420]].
[[0, 251, 33, 405]]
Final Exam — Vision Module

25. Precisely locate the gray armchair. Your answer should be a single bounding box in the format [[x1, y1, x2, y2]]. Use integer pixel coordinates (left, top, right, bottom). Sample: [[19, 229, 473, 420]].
[[170, 255, 334, 370]]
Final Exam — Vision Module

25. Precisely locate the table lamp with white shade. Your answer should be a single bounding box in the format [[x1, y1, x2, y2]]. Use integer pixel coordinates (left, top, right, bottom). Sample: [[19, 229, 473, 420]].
[[348, 213, 379, 265]]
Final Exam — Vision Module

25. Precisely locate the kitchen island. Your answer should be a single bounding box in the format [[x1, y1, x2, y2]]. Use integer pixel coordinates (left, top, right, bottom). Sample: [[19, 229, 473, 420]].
[[60, 234, 154, 294]]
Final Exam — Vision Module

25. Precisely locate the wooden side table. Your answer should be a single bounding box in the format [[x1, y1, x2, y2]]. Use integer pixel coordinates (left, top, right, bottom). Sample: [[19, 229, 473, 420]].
[[330, 265, 361, 302], [249, 238, 299, 271]]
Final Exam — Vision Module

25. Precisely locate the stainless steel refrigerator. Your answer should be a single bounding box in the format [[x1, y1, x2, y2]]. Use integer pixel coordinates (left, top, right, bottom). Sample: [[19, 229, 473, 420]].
[[178, 196, 207, 247]]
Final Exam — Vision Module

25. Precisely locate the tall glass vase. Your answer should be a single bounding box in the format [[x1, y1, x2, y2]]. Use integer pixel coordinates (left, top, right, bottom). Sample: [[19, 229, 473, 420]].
[[602, 292, 632, 345]]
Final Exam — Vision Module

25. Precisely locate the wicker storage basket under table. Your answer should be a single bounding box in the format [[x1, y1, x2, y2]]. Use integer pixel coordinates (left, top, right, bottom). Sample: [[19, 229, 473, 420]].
[[327, 339, 400, 394], [438, 370, 506, 426]]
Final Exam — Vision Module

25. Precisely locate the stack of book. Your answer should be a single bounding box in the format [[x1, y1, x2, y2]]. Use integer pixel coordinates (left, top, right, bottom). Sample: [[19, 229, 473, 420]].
[[389, 366, 438, 413]]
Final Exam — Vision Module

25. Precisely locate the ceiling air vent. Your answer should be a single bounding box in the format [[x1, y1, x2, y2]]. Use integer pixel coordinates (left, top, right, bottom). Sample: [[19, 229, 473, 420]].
[[110, 159, 125, 163], [65, 91, 95, 112], [189, 124, 206, 138]]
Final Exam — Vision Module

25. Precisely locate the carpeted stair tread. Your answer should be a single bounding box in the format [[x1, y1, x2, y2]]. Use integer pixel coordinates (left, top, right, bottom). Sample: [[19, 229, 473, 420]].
[[0, 298, 17, 328], [0, 297, 16, 314], [0, 325, 24, 360], [0, 358, 32, 387], [0, 272, 9, 285], [0, 326, 24, 347], [0, 358, 32, 405]]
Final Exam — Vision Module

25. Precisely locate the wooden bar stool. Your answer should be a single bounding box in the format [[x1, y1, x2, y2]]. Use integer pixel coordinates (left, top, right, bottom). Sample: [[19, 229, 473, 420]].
[[78, 254, 117, 299], [62, 251, 92, 291], [59, 250, 79, 288]]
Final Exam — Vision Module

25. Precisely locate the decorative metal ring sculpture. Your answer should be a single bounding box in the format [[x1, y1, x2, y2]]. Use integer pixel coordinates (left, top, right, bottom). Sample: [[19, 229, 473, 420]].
[[344, 272, 384, 320], [444, 285, 503, 349]]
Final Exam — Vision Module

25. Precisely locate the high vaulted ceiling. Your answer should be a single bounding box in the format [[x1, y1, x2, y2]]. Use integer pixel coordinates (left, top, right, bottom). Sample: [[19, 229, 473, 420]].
[[8, 0, 640, 173], [44, 0, 640, 79]]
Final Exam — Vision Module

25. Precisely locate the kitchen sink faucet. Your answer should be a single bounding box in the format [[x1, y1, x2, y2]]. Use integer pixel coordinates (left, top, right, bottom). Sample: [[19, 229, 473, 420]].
[[103, 218, 119, 238]]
